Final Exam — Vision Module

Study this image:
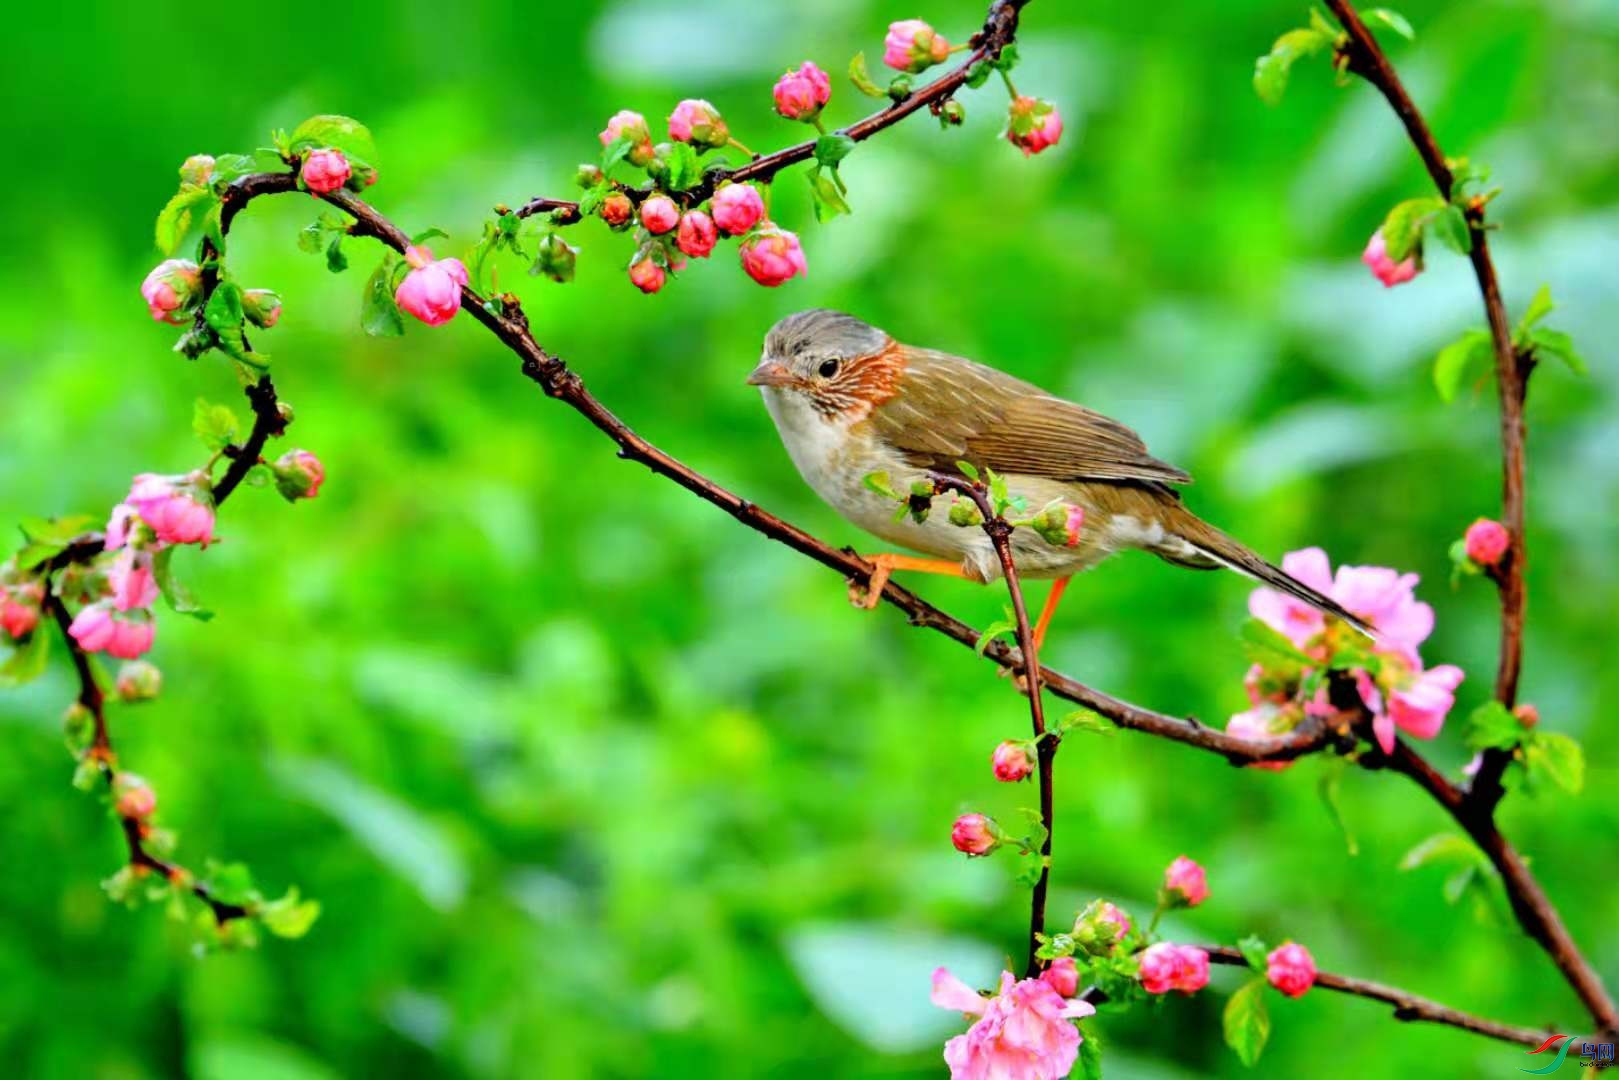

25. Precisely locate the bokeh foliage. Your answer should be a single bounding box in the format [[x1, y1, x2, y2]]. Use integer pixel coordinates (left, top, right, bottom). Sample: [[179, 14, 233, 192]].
[[2, 0, 1617, 1076]]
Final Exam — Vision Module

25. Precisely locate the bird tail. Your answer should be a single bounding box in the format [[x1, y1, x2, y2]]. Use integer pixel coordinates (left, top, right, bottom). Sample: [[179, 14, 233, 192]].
[[1160, 505, 1376, 640]]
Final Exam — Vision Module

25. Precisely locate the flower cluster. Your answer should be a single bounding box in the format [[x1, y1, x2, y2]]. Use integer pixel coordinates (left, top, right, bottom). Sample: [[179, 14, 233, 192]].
[[931, 968, 1095, 1080], [1233, 548, 1464, 757]]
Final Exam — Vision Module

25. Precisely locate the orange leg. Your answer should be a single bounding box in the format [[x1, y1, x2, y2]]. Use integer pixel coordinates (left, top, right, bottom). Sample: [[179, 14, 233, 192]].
[[1031, 576, 1072, 652], [850, 553, 968, 609]]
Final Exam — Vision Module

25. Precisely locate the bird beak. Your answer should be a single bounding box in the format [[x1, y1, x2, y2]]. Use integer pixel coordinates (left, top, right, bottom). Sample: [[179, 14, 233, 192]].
[[745, 359, 795, 388]]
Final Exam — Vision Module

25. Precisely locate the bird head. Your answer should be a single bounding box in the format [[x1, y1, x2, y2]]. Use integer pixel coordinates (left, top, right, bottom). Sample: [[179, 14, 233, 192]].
[[747, 309, 906, 423]]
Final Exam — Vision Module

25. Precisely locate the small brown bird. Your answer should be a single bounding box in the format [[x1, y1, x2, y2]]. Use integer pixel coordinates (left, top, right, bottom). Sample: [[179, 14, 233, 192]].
[[748, 309, 1370, 647]]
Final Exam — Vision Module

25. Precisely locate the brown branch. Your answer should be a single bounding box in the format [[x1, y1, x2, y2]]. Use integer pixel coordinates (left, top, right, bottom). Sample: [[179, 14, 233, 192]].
[[513, 0, 1029, 222], [932, 475, 1054, 977], [1323, 0, 1528, 815], [212, 374, 288, 506], [1198, 945, 1556, 1048]]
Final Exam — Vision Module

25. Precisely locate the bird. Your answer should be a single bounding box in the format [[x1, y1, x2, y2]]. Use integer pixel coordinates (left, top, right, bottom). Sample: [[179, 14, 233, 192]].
[[746, 308, 1371, 650]]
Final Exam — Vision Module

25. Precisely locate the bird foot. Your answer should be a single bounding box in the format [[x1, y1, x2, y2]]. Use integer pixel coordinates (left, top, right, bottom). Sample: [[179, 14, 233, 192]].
[[847, 553, 966, 610]]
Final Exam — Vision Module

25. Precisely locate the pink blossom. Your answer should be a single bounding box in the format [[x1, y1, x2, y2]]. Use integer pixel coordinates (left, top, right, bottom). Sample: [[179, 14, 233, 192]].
[[1039, 957, 1079, 998], [951, 813, 998, 856], [639, 195, 680, 235], [1250, 548, 1434, 660], [628, 258, 666, 294], [1266, 942, 1318, 998], [1377, 663, 1464, 754], [668, 99, 729, 150], [1227, 703, 1292, 771], [1163, 855, 1209, 906], [675, 211, 718, 259], [1138, 943, 1209, 995], [140, 259, 201, 324], [740, 226, 807, 287], [395, 246, 468, 327], [1464, 518, 1510, 567], [1247, 547, 1333, 647], [884, 19, 952, 73], [0, 584, 41, 639], [600, 110, 654, 166], [1244, 663, 1290, 705], [107, 549, 159, 611], [773, 61, 832, 121], [1006, 97, 1063, 157], [68, 603, 154, 660], [931, 969, 1095, 1080], [302, 148, 351, 195], [125, 474, 215, 546], [991, 739, 1034, 783], [114, 774, 157, 820], [105, 504, 138, 551], [710, 183, 766, 236], [274, 449, 325, 500], [1063, 505, 1085, 547], [1362, 229, 1420, 287]]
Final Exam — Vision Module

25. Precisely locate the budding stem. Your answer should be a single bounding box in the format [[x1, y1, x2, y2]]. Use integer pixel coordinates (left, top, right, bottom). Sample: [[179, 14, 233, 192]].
[[727, 137, 757, 159]]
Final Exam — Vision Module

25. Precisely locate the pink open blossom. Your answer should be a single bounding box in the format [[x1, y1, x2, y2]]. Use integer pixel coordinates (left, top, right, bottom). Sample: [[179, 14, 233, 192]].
[[1163, 855, 1209, 906], [1226, 703, 1293, 771], [1250, 548, 1434, 660], [1266, 942, 1318, 998], [302, 148, 351, 195], [773, 61, 831, 121], [931, 968, 1094, 1080], [107, 549, 158, 612], [740, 226, 806, 287], [710, 183, 765, 236], [68, 603, 154, 660], [1138, 943, 1210, 995], [1464, 518, 1510, 567], [140, 259, 201, 324], [668, 99, 729, 150], [395, 246, 468, 326], [1362, 229, 1420, 287], [884, 19, 952, 72], [125, 474, 215, 547], [639, 195, 680, 235], [1376, 663, 1465, 754], [1006, 97, 1063, 156], [991, 740, 1034, 782], [675, 211, 718, 259]]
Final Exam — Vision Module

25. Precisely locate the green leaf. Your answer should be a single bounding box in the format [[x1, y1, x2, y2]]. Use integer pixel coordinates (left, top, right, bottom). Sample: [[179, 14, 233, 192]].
[[1061, 709, 1118, 736], [1076, 1022, 1103, 1080], [1433, 329, 1494, 403], [325, 233, 349, 274], [259, 888, 321, 939], [289, 114, 377, 165], [659, 142, 702, 191], [20, 514, 95, 547], [0, 627, 49, 688], [203, 281, 244, 335], [1399, 832, 1479, 872], [361, 259, 405, 338], [975, 618, 1015, 656], [1431, 203, 1472, 254], [1518, 284, 1554, 332], [204, 860, 262, 907], [152, 547, 213, 621], [411, 227, 450, 245], [1464, 701, 1522, 752], [191, 398, 241, 451], [1317, 757, 1359, 855], [1239, 618, 1312, 675], [1528, 328, 1588, 376], [1223, 977, 1272, 1067], [848, 52, 886, 98], [814, 134, 857, 168], [1525, 732, 1584, 795], [964, 59, 994, 89], [155, 186, 217, 256], [1238, 934, 1270, 973], [297, 221, 326, 254], [955, 460, 980, 482], [1253, 28, 1332, 106], [1362, 8, 1415, 40], [808, 167, 852, 223], [1381, 195, 1444, 261], [600, 134, 635, 172]]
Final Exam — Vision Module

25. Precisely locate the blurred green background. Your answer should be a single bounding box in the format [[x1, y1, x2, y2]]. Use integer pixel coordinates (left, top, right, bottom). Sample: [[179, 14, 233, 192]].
[[3, 0, 1616, 1076]]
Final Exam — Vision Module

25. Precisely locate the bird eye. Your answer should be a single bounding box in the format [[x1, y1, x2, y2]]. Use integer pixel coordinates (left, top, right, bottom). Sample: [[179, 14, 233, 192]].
[[817, 358, 840, 379]]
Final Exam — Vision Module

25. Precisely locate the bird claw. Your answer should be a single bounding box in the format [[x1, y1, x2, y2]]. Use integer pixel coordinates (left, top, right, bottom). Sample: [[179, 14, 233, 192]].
[[847, 563, 892, 610]]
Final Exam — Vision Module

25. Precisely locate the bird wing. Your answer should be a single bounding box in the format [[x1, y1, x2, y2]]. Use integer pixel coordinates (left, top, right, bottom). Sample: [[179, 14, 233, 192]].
[[866, 348, 1192, 485]]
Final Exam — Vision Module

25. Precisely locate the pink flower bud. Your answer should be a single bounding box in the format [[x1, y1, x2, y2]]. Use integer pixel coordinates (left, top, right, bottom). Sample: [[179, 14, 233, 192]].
[[628, 257, 666, 294], [0, 584, 40, 639], [600, 110, 655, 167], [739, 225, 807, 287], [772, 61, 832, 121], [1139, 943, 1210, 995], [1464, 518, 1510, 567], [991, 739, 1034, 782], [273, 449, 325, 501], [1514, 703, 1539, 729], [1362, 228, 1420, 287], [1266, 942, 1317, 998], [884, 19, 952, 73], [68, 602, 155, 660], [302, 148, 351, 195], [1064, 505, 1085, 547], [600, 192, 635, 228], [1039, 956, 1079, 998], [140, 259, 201, 324], [950, 812, 999, 856], [675, 211, 718, 259], [1163, 855, 1209, 906], [395, 246, 468, 326], [639, 195, 680, 235], [1092, 901, 1132, 943], [114, 773, 157, 820], [179, 154, 215, 186], [107, 549, 159, 612], [1006, 96, 1063, 157], [242, 288, 282, 329], [668, 98, 730, 151], [115, 660, 163, 702], [125, 473, 215, 546], [710, 183, 766, 236]]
